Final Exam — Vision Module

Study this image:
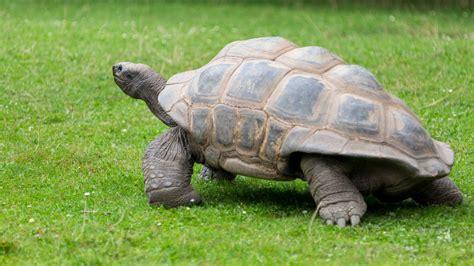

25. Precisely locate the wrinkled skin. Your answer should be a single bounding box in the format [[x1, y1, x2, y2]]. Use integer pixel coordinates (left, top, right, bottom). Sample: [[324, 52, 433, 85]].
[[112, 62, 463, 227]]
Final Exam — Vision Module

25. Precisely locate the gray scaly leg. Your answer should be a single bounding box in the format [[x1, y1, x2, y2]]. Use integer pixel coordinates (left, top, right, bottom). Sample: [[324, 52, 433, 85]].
[[199, 166, 236, 182], [143, 127, 201, 208], [301, 155, 367, 227], [412, 177, 463, 206]]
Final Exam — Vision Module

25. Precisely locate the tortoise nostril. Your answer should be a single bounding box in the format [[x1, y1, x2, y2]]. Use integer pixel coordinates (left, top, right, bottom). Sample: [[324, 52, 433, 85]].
[[113, 64, 125, 76], [113, 64, 121, 75]]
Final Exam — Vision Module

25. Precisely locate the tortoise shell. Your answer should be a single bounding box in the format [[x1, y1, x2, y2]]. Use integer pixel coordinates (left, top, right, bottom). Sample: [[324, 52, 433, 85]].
[[158, 37, 453, 180]]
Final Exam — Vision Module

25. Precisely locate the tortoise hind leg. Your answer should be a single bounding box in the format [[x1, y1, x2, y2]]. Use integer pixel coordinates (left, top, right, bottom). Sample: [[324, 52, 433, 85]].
[[143, 127, 201, 208], [301, 155, 367, 227], [412, 177, 463, 206], [199, 166, 236, 181]]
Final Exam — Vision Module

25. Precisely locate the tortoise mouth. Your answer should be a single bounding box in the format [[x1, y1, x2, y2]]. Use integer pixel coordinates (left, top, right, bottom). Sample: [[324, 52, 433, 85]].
[[113, 74, 141, 99], [114, 75, 123, 82], [112, 63, 127, 86], [113, 75, 125, 87]]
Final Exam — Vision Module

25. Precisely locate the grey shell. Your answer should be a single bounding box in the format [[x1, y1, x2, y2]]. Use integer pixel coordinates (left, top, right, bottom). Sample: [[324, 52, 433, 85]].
[[159, 37, 454, 179]]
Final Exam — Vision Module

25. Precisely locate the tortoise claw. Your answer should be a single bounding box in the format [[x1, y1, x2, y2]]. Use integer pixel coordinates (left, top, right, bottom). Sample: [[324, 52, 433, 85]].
[[319, 200, 366, 227], [337, 218, 346, 227], [350, 215, 361, 227]]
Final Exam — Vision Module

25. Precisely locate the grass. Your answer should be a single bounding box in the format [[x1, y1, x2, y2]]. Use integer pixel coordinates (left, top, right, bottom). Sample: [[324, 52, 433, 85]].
[[0, 1, 473, 264]]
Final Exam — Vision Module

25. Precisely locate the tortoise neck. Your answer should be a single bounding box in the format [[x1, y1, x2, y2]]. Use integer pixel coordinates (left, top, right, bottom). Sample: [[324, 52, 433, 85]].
[[140, 75, 177, 127]]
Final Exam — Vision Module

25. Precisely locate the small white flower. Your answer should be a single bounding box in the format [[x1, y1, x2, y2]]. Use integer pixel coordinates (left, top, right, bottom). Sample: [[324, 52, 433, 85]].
[[121, 128, 127, 132], [302, 210, 308, 214], [157, 222, 162, 226], [242, 210, 247, 214], [28, 218, 35, 223], [84, 192, 91, 197], [27, 204, 32, 208]]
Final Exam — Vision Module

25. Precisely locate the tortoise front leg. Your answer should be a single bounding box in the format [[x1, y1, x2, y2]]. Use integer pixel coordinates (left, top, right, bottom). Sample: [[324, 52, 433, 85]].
[[301, 155, 367, 227], [142, 127, 201, 208]]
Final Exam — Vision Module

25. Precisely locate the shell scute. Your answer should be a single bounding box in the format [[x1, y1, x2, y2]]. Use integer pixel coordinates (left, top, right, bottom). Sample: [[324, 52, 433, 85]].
[[300, 130, 348, 155], [268, 74, 325, 120], [203, 146, 220, 168], [237, 109, 266, 155], [187, 59, 240, 104], [280, 127, 313, 157], [212, 104, 238, 149], [224, 60, 290, 104], [277, 46, 343, 74], [159, 83, 184, 112], [191, 108, 211, 145], [326, 64, 383, 91], [190, 63, 232, 101], [167, 70, 196, 85], [332, 95, 381, 137], [167, 101, 188, 130], [259, 119, 288, 162], [226, 37, 296, 60], [211, 40, 241, 61], [388, 109, 436, 156]]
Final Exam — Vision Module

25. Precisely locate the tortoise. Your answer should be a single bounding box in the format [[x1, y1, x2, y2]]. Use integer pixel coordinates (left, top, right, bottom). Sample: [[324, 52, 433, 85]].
[[112, 37, 462, 227]]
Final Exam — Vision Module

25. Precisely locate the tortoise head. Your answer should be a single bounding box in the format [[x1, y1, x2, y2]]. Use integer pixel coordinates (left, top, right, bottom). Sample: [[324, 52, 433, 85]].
[[112, 62, 163, 99], [112, 62, 176, 126]]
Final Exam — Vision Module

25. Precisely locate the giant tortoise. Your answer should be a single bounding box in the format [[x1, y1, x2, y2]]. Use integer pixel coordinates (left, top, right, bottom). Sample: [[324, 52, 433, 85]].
[[112, 37, 462, 227]]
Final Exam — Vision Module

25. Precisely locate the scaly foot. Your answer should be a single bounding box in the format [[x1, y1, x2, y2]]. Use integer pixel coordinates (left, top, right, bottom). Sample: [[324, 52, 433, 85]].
[[319, 200, 367, 227]]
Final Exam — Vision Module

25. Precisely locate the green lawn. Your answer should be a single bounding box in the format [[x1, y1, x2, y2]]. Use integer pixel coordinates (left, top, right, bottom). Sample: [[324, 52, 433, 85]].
[[1, 1, 473, 264]]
